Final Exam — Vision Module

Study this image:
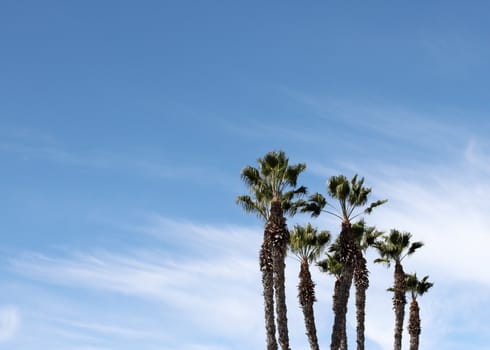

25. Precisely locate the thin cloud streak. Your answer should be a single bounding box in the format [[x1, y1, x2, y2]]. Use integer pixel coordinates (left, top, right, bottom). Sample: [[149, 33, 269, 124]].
[[0, 139, 233, 187], [48, 318, 165, 339], [282, 88, 470, 152], [129, 214, 262, 255]]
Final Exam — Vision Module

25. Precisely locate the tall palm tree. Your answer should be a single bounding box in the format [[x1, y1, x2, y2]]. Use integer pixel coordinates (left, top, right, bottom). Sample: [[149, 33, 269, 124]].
[[405, 273, 433, 350], [303, 175, 386, 350], [237, 150, 307, 350], [351, 221, 383, 350], [374, 230, 424, 350], [290, 223, 331, 350]]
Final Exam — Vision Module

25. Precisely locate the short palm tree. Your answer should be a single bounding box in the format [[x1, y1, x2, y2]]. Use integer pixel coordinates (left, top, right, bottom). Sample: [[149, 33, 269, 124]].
[[351, 221, 383, 350], [374, 230, 424, 350], [303, 174, 386, 350], [318, 249, 347, 350], [290, 223, 331, 350], [405, 273, 433, 350], [237, 150, 307, 350]]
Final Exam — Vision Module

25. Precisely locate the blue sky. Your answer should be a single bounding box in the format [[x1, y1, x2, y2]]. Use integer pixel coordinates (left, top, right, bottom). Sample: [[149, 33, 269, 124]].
[[1, 1, 490, 349]]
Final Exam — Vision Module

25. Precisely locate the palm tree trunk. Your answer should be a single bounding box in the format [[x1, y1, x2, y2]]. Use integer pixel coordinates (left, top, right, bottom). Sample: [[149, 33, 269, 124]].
[[393, 262, 406, 350], [260, 238, 278, 350], [331, 277, 347, 350], [269, 200, 291, 350], [340, 311, 347, 350], [408, 299, 420, 350], [331, 221, 355, 350], [298, 260, 320, 350], [354, 252, 369, 350]]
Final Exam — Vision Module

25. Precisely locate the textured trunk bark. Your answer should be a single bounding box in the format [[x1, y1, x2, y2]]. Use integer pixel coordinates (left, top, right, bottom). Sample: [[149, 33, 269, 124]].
[[408, 299, 420, 350], [331, 278, 344, 350], [340, 312, 347, 350], [393, 262, 406, 350], [354, 252, 369, 350], [260, 238, 278, 350], [331, 221, 355, 350], [298, 260, 320, 350], [269, 200, 291, 350]]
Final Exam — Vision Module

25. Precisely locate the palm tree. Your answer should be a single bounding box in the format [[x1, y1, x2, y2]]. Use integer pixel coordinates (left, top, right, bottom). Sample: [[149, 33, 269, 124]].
[[405, 273, 433, 350], [237, 150, 307, 350], [318, 251, 347, 350], [290, 223, 331, 350], [351, 221, 383, 350], [374, 230, 424, 350], [303, 175, 386, 350]]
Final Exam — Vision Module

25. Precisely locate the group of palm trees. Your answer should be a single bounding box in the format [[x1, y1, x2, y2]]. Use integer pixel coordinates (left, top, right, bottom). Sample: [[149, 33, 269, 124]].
[[236, 150, 433, 350]]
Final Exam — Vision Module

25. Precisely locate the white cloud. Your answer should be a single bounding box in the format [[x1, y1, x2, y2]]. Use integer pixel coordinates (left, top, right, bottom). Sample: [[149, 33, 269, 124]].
[[49, 318, 164, 340], [0, 305, 20, 342], [9, 134, 490, 350], [293, 133, 490, 350], [0, 134, 234, 187], [368, 151, 490, 287], [348, 137, 490, 350], [9, 220, 265, 347]]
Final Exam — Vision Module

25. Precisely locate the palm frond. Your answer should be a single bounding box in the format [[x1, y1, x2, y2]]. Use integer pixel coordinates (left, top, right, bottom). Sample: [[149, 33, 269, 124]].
[[235, 195, 267, 221], [374, 257, 391, 266], [417, 275, 434, 296], [405, 273, 433, 299], [240, 166, 261, 188], [317, 253, 343, 277], [405, 273, 419, 290], [407, 241, 424, 256], [301, 192, 327, 217], [364, 199, 388, 214], [327, 175, 348, 199], [363, 227, 384, 250], [285, 163, 307, 187]]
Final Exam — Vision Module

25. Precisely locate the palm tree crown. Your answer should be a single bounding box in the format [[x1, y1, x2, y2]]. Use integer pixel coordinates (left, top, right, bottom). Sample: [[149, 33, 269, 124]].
[[405, 273, 434, 300], [352, 219, 384, 251], [290, 223, 331, 263], [236, 150, 307, 221], [405, 273, 433, 350], [374, 230, 424, 265], [303, 174, 386, 223]]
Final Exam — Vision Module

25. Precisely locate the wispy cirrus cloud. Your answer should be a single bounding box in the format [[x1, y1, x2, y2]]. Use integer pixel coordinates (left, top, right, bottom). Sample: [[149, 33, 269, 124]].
[[0, 128, 233, 187], [8, 220, 265, 348], [293, 129, 490, 349], [285, 90, 468, 145], [352, 137, 490, 349], [47, 318, 165, 340], [366, 141, 490, 285]]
